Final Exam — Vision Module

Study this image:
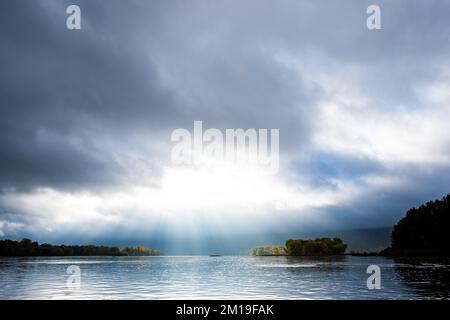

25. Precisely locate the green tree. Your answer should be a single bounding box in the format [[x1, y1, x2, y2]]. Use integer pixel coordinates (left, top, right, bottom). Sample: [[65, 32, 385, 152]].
[[285, 238, 347, 256]]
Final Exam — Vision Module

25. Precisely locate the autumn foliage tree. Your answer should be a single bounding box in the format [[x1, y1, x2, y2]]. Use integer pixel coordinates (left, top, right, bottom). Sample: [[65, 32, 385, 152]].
[[285, 238, 347, 256]]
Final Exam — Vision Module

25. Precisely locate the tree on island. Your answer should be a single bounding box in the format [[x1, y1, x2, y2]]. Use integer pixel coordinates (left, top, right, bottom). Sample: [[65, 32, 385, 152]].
[[382, 194, 450, 256], [249, 246, 287, 256], [285, 238, 347, 256], [250, 238, 347, 256]]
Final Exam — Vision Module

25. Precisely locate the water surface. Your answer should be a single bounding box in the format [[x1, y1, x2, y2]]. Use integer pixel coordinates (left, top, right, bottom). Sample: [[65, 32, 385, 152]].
[[0, 256, 449, 299]]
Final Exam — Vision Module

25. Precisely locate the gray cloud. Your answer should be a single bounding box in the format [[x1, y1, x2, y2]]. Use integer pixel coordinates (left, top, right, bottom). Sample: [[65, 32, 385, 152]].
[[0, 0, 181, 191]]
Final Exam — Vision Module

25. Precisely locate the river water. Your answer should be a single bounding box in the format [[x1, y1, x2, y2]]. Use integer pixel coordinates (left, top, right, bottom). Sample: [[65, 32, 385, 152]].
[[0, 255, 449, 299]]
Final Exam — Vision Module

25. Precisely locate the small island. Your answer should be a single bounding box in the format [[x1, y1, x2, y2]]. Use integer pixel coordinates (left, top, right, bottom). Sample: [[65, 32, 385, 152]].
[[249, 246, 287, 256], [0, 239, 163, 256], [250, 238, 347, 256]]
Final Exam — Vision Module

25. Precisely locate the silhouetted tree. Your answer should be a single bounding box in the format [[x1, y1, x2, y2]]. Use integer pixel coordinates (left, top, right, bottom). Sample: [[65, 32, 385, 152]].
[[383, 194, 450, 256], [0, 239, 163, 256]]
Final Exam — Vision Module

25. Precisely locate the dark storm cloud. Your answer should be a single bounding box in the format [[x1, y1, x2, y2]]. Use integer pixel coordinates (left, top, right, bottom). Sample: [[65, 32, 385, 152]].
[[0, 0, 324, 192], [0, 0, 182, 191]]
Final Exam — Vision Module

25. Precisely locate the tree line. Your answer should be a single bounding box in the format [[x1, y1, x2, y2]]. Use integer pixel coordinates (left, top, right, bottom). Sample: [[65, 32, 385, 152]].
[[382, 193, 450, 256], [0, 238, 163, 256]]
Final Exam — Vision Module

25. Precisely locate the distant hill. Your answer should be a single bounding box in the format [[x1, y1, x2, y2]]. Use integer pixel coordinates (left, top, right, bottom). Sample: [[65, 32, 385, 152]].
[[124, 227, 392, 255]]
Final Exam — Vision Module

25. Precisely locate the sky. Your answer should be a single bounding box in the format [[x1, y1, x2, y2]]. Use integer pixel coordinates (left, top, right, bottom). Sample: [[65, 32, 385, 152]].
[[1, 0, 450, 253]]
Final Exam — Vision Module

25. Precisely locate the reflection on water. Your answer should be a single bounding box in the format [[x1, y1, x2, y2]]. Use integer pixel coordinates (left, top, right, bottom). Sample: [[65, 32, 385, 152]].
[[393, 257, 450, 300], [0, 256, 448, 299]]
